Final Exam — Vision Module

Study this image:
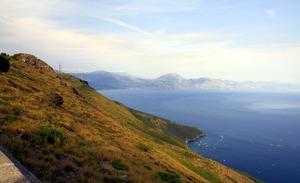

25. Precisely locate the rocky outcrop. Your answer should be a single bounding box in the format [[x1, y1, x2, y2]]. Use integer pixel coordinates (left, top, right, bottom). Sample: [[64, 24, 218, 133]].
[[15, 54, 54, 72], [49, 92, 64, 107]]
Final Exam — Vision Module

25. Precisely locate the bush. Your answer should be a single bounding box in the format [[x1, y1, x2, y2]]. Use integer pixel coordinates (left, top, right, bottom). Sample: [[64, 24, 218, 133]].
[[111, 160, 128, 171], [136, 142, 151, 152], [38, 125, 65, 144], [156, 172, 181, 183], [3, 114, 18, 122], [0, 52, 10, 58], [0, 54, 10, 72]]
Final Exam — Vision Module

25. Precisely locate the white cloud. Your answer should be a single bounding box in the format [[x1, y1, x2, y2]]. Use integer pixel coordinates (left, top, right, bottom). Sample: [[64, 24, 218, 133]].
[[100, 18, 150, 35], [2, 15, 300, 82], [0, 1, 299, 83]]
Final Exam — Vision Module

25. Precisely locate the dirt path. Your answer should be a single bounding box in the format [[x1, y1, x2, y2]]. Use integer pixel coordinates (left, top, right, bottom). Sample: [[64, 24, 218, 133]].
[[0, 147, 40, 183]]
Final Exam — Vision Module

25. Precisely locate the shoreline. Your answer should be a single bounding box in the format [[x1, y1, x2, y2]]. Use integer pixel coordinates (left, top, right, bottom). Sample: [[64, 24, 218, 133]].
[[185, 133, 263, 183], [185, 131, 207, 145]]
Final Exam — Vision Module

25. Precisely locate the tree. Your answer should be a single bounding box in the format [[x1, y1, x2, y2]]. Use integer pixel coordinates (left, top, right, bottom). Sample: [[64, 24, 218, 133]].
[[0, 54, 10, 72], [0, 52, 10, 58]]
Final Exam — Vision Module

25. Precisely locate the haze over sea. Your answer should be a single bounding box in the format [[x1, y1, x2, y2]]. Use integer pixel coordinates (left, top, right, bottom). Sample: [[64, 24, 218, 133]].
[[100, 89, 300, 183]]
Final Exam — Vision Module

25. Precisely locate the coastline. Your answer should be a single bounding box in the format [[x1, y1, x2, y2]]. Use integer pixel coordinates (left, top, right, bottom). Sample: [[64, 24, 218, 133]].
[[185, 133, 264, 183], [185, 131, 207, 145]]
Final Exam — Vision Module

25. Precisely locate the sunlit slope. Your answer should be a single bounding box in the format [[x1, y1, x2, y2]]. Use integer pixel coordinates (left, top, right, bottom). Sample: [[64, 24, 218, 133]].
[[0, 53, 256, 183]]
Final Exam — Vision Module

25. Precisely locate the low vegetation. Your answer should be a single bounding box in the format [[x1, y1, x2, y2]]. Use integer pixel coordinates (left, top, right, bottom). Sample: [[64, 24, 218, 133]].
[[2, 114, 18, 122], [136, 142, 151, 152], [156, 171, 181, 183], [37, 125, 66, 144], [179, 160, 220, 183], [0, 53, 256, 182], [130, 109, 205, 143], [112, 160, 129, 171]]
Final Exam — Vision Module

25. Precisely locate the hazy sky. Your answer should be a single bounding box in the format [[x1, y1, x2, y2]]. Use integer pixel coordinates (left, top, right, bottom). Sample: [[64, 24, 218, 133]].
[[0, 0, 299, 82]]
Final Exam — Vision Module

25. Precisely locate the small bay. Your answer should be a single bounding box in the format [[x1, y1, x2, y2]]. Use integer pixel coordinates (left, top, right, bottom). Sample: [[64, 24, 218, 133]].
[[100, 89, 300, 183]]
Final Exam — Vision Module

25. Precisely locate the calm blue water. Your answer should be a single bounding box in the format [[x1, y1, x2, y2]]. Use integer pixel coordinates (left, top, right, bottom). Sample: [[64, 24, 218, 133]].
[[100, 89, 300, 183]]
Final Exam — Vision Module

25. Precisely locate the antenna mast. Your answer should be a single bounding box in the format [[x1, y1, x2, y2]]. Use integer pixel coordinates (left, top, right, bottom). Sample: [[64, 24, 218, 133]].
[[58, 63, 62, 73]]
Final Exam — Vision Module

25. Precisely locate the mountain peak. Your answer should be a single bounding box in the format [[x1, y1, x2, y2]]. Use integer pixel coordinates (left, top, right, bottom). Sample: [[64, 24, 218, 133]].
[[157, 73, 183, 80]]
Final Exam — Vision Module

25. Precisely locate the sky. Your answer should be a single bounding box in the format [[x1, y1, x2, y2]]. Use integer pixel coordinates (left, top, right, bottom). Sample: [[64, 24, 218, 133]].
[[0, 0, 299, 83]]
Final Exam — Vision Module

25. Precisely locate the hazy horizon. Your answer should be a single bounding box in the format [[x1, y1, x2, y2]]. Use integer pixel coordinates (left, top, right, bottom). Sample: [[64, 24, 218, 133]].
[[1, 0, 300, 83], [72, 70, 300, 85]]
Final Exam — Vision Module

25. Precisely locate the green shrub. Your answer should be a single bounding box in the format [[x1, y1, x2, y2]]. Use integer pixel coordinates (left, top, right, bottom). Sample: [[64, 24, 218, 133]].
[[0, 52, 10, 58], [156, 171, 181, 183], [38, 125, 65, 144], [52, 120, 62, 127], [3, 114, 18, 122], [111, 160, 128, 171], [136, 142, 151, 152], [77, 139, 87, 147]]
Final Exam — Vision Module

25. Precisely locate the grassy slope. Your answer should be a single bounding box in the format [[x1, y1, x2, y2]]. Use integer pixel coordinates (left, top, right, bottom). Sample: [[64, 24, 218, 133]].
[[0, 54, 255, 183]]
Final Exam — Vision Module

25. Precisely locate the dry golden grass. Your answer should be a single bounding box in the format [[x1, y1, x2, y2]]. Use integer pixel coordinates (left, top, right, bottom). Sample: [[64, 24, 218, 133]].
[[0, 54, 257, 183]]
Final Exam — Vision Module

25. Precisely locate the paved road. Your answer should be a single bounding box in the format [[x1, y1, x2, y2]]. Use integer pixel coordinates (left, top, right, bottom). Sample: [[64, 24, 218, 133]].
[[0, 150, 30, 183], [0, 148, 40, 183]]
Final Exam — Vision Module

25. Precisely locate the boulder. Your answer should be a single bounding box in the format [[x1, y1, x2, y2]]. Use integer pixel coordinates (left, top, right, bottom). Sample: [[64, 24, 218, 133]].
[[49, 92, 64, 107]]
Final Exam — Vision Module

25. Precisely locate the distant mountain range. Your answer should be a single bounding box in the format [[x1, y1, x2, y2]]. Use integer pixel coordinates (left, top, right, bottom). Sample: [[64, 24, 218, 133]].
[[72, 71, 300, 92]]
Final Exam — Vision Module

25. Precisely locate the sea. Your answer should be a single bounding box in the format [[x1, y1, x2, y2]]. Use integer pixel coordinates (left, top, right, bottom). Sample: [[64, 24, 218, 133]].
[[99, 89, 300, 183]]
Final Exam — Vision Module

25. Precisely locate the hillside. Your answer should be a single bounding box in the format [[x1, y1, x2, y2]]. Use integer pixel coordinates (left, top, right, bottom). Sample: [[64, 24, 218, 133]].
[[0, 53, 256, 183], [73, 71, 300, 92]]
